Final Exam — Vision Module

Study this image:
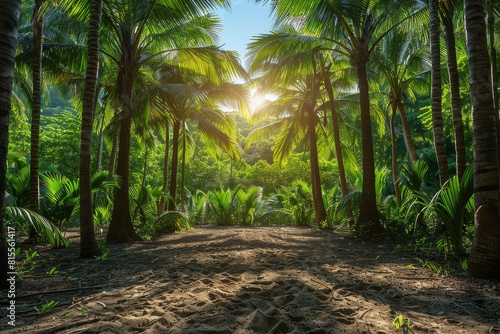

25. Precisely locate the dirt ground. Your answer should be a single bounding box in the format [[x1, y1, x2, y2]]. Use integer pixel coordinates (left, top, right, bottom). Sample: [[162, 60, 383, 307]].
[[1, 226, 499, 333]]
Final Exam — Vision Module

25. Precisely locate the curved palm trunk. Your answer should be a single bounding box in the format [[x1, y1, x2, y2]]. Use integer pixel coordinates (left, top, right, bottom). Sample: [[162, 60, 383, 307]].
[[158, 124, 169, 214], [29, 0, 43, 240], [442, 12, 467, 179], [430, 0, 450, 186], [355, 61, 384, 236], [168, 119, 181, 211], [307, 105, 327, 226], [397, 100, 418, 164], [80, 0, 103, 258], [390, 103, 402, 206], [464, 0, 500, 279], [0, 0, 21, 289], [107, 71, 141, 243]]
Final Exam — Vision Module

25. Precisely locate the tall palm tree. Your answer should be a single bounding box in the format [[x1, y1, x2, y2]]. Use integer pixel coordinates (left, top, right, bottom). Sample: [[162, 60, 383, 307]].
[[372, 29, 429, 204], [246, 32, 329, 224], [0, 0, 22, 290], [159, 67, 246, 212], [79, 0, 103, 258], [464, 0, 500, 279], [440, 0, 467, 179], [100, 0, 233, 242], [268, 0, 425, 236]]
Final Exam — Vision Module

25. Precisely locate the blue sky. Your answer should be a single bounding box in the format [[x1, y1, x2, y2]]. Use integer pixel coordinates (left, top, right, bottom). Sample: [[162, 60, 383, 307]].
[[214, 1, 274, 66]]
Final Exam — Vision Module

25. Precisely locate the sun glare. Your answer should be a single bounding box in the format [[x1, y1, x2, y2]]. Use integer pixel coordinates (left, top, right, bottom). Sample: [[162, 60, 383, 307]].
[[249, 88, 276, 114]]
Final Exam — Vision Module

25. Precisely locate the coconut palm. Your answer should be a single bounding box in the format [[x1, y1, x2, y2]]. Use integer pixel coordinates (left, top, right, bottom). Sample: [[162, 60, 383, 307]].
[[157, 62, 247, 213], [267, 0, 426, 236], [464, 0, 500, 279], [0, 0, 22, 289], [97, 0, 233, 243], [372, 28, 430, 205]]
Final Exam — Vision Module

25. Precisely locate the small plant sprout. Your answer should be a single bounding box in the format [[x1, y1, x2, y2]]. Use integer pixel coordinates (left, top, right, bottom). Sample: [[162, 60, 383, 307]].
[[34, 300, 59, 315], [392, 315, 413, 333], [46, 267, 59, 275], [95, 251, 109, 261]]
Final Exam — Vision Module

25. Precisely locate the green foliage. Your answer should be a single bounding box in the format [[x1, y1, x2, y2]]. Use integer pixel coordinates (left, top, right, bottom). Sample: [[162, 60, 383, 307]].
[[155, 211, 191, 233], [392, 315, 413, 334], [423, 165, 474, 259], [416, 258, 453, 276], [39, 108, 84, 178], [41, 173, 80, 228], [5, 207, 67, 248], [46, 267, 59, 275], [206, 187, 240, 225], [280, 180, 314, 226], [185, 189, 208, 225], [35, 300, 59, 315], [236, 186, 263, 226], [41, 171, 118, 230], [399, 160, 437, 234], [17, 249, 39, 275]]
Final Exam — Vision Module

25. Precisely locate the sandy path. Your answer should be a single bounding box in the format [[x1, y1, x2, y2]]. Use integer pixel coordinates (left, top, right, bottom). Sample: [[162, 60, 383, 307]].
[[1, 226, 499, 333]]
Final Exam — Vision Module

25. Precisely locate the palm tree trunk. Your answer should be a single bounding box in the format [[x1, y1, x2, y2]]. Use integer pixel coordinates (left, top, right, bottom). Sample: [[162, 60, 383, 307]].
[[29, 0, 43, 240], [487, 0, 500, 185], [307, 103, 327, 226], [107, 70, 141, 243], [95, 97, 105, 172], [442, 12, 467, 179], [355, 61, 384, 236], [180, 122, 186, 213], [79, 0, 103, 258], [168, 119, 180, 211], [107, 126, 118, 175], [0, 0, 21, 289], [324, 76, 353, 222], [430, 0, 450, 186], [390, 103, 402, 206], [397, 101, 418, 164], [324, 77, 349, 198], [464, 0, 500, 279], [158, 124, 169, 214]]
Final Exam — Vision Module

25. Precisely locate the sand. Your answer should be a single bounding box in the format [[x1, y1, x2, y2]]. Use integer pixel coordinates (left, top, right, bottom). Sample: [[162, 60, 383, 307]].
[[1, 226, 499, 333]]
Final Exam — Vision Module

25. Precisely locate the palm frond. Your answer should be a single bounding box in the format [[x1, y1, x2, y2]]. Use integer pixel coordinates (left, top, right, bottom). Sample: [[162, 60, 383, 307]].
[[5, 207, 67, 248]]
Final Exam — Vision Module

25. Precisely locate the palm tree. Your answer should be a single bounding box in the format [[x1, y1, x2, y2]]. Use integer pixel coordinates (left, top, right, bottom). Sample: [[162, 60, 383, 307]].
[[440, 0, 467, 179], [159, 67, 246, 212], [0, 0, 22, 290], [429, 0, 450, 186], [268, 0, 425, 236], [372, 29, 429, 204], [79, 0, 103, 258], [246, 33, 329, 225], [100, 0, 232, 243], [464, 0, 500, 279]]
